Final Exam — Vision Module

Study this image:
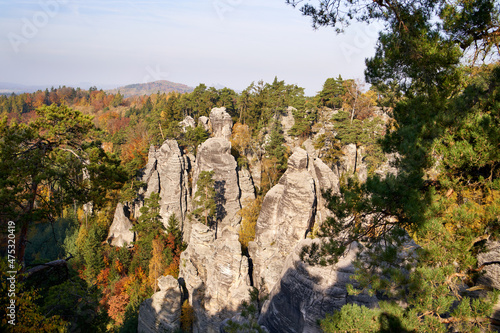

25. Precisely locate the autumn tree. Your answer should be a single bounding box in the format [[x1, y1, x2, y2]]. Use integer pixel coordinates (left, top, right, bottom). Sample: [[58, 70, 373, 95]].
[[148, 237, 165, 292], [238, 197, 263, 251], [341, 79, 376, 123], [0, 104, 115, 265]]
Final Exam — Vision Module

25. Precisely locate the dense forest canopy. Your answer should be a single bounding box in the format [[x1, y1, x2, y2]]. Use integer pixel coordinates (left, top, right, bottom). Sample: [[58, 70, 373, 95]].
[[0, 75, 381, 332], [1, 0, 500, 331]]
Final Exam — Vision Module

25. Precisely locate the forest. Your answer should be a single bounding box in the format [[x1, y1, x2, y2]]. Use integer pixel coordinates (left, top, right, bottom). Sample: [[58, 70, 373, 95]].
[[1, 0, 500, 332]]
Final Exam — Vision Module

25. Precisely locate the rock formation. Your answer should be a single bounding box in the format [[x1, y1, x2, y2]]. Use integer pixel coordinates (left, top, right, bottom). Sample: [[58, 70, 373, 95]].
[[238, 167, 256, 203], [191, 138, 241, 236], [179, 115, 196, 131], [340, 143, 368, 183], [198, 116, 210, 131], [249, 148, 339, 295], [107, 203, 135, 247], [281, 106, 296, 146], [138, 275, 182, 333], [179, 223, 252, 333], [137, 140, 191, 230], [209, 107, 233, 140], [258, 239, 378, 333]]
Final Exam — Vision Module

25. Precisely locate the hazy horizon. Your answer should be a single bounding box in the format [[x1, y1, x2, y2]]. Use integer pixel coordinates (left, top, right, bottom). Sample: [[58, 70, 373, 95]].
[[1, 0, 381, 96]]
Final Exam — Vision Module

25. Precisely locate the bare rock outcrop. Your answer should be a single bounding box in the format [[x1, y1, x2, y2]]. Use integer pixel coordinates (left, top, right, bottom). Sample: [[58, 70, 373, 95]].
[[258, 239, 379, 333], [106, 203, 135, 247], [209, 107, 233, 140], [249, 148, 317, 294], [179, 115, 196, 132], [191, 138, 241, 237], [477, 240, 500, 327], [478, 241, 500, 290], [238, 167, 256, 202], [138, 275, 182, 333], [156, 140, 190, 224], [137, 140, 190, 230], [179, 223, 252, 333], [340, 143, 368, 183], [198, 116, 210, 131], [281, 106, 296, 146], [310, 157, 340, 227]]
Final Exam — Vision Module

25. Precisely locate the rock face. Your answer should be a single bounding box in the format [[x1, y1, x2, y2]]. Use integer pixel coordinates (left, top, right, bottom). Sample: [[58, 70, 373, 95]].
[[138, 275, 182, 333], [258, 239, 379, 333], [281, 106, 296, 146], [191, 138, 241, 237], [238, 167, 256, 203], [179, 115, 196, 131], [249, 148, 340, 295], [478, 241, 500, 289], [179, 223, 252, 333], [107, 203, 135, 247], [340, 143, 368, 183], [139, 140, 190, 229], [310, 157, 340, 227], [198, 116, 210, 131], [209, 107, 233, 140]]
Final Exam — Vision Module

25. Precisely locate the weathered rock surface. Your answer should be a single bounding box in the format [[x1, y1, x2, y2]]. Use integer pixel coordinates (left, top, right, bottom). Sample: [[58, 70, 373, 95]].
[[340, 143, 368, 182], [310, 157, 340, 227], [478, 240, 500, 289], [249, 148, 317, 294], [179, 115, 196, 131], [238, 167, 256, 202], [107, 203, 135, 247], [138, 275, 182, 333], [156, 140, 190, 225], [281, 106, 296, 146], [138, 140, 190, 230], [179, 223, 252, 333], [258, 239, 379, 333], [198, 116, 210, 131], [209, 107, 233, 140], [191, 138, 241, 236]]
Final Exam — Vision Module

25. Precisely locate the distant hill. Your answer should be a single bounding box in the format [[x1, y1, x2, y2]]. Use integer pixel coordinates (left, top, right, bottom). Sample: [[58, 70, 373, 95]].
[[0, 82, 48, 95], [107, 80, 194, 97]]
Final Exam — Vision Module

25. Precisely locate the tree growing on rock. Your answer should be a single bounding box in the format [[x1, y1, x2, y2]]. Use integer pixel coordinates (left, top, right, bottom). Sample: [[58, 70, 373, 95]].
[[192, 170, 216, 226]]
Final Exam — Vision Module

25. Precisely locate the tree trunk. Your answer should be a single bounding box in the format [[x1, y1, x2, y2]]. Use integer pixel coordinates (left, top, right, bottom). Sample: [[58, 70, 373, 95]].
[[24, 254, 73, 279]]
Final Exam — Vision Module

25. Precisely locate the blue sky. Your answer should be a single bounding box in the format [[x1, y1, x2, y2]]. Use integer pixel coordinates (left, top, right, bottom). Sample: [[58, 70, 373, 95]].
[[0, 0, 381, 95]]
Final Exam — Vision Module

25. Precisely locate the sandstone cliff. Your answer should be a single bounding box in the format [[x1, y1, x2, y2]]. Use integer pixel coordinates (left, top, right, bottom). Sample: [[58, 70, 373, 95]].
[[258, 239, 378, 333], [138, 275, 182, 333], [179, 223, 252, 333], [106, 202, 135, 247]]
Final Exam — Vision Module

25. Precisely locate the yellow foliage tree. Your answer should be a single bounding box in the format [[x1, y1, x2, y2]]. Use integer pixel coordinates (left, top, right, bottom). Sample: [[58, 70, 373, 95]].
[[231, 122, 252, 153], [148, 237, 165, 292], [180, 300, 194, 332], [238, 197, 263, 250]]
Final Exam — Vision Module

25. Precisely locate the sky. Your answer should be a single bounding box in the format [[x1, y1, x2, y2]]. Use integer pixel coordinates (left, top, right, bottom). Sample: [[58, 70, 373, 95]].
[[0, 0, 382, 96]]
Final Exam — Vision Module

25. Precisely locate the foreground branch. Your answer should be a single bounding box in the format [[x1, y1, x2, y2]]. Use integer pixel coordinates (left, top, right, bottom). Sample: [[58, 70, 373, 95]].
[[24, 254, 74, 279]]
